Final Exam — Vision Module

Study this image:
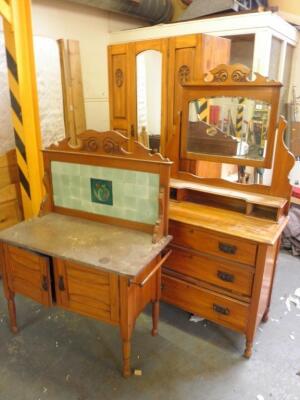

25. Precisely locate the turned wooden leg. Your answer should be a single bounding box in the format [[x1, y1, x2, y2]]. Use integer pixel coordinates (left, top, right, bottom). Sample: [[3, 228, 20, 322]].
[[1, 244, 18, 333], [7, 295, 18, 333], [243, 340, 253, 359], [152, 300, 159, 336], [262, 308, 269, 323], [121, 340, 131, 378]]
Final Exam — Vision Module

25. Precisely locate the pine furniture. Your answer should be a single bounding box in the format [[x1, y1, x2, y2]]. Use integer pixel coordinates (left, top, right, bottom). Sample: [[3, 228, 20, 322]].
[[161, 63, 295, 357], [0, 130, 172, 377]]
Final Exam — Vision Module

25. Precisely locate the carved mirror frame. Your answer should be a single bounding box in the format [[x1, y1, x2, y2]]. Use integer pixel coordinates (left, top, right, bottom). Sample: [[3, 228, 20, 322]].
[[180, 64, 282, 169]]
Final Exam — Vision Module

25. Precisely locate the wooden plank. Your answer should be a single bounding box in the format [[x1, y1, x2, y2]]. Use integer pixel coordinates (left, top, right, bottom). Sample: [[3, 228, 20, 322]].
[[58, 39, 75, 139], [58, 39, 86, 137], [67, 40, 86, 135], [0, 150, 19, 189], [0, 200, 22, 231], [0, 184, 18, 204], [0, 149, 17, 168]]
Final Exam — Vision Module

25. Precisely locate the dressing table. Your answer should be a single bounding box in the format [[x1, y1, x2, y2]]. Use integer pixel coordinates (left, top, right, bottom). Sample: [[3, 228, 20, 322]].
[[161, 64, 295, 357], [0, 130, 172, 377]]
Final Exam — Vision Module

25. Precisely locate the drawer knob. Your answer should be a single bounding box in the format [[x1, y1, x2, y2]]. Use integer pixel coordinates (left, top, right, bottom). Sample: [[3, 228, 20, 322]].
[[217, 270, 235, 283], [218, 242, 237, 255], [41, 275, 48, 291], [213, 303, 230, 316], [58, 276, 65, 291]]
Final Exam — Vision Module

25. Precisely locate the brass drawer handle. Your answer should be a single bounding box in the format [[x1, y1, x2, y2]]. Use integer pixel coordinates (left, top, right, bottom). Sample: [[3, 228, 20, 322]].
[[213, 303, 230, 316], [218, 242, 237, 255], [58, 276, 65, 291], [41, 275, 48, 291], [217, 270, 235, 283]]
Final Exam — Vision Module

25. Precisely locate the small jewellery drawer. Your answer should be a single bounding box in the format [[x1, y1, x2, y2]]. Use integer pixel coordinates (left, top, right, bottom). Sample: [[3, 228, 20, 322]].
[[162, 274, 249, 332], [164, 246, 254, 297], [169, 221, 257, 266]]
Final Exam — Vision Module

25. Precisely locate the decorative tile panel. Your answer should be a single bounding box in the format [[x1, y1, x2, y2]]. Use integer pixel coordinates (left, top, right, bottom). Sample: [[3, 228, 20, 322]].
[[91, 179, 113, 206], [51, 161, 159, 224]]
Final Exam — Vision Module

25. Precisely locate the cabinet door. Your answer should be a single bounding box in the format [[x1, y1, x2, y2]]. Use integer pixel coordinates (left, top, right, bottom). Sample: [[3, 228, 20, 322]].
[[108, 43, 133, 136], [54, 259, 119, 324], [5, 245, 52, 306], [166, 34, 231, 175]]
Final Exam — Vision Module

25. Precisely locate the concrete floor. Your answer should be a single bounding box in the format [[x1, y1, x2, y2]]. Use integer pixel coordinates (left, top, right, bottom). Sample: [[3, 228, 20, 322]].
[[0, 251, 299, 400]]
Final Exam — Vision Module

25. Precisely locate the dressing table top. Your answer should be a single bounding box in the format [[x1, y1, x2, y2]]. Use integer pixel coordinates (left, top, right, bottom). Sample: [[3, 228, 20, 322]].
[[169, 201, 288, 245]]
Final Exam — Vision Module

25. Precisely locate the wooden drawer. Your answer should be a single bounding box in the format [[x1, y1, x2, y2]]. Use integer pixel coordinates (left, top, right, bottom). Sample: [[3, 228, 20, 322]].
[[5, 245, 52, 306], [169, 221, 257, 266], [165, 246, 254, 297], [162, 273, 249, 332], [54, 259, 119, 324]]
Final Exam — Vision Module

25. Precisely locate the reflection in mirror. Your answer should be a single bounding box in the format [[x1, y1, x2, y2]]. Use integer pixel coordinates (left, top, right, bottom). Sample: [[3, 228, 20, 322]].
[[188, 160, 271, 186], [187, 97, 271, 161], [136, 50, 162, 152]]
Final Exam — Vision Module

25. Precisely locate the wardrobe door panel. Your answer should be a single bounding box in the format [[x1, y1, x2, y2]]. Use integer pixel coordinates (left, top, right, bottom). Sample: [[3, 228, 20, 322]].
[[108, 44, 133, 135]]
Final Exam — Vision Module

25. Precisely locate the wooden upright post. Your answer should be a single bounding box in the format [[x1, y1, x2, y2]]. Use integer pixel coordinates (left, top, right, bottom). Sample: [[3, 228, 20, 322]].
[[1, 0, 44, 218]]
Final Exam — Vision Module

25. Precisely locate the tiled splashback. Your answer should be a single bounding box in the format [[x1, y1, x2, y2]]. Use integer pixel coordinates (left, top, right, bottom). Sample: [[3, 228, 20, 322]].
[[51, 161, 159, 224]]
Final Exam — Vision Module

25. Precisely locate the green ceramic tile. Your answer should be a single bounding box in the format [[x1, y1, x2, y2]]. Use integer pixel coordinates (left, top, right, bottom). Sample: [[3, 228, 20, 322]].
[[91, 178, 113, 206], [124, 171, 137, 184], [51, 161, 159, 224]]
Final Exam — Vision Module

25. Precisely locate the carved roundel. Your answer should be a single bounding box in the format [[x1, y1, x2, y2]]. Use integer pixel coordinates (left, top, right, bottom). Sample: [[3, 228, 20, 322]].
[[103, 138, 120, 154], [86, 138, 98, 152], [178, 65, 190, 84], [213, 69, 228, 82], [115, 68, 124, 88], [231, 69, 248, 82]]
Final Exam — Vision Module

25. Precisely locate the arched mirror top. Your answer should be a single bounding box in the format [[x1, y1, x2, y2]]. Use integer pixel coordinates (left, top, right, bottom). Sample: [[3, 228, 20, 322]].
[[136, 50, 163, 152]]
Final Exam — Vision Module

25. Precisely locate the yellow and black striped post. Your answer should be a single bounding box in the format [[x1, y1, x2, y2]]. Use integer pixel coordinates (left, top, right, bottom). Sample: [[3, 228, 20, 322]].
[[196, 98, 209, 123], [236, 97, 245, 138], [1, 0, 44, 218]]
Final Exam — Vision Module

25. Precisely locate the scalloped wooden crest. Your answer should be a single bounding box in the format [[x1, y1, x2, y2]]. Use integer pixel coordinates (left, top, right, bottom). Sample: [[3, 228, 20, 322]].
[[44, 129, 171, 164], [204, 64, 282, 86]]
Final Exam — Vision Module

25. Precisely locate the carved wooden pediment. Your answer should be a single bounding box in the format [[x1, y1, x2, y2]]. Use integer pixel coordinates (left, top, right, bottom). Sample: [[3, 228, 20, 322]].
[[184, 64, 282, 86], [45, 129, 171, 164]]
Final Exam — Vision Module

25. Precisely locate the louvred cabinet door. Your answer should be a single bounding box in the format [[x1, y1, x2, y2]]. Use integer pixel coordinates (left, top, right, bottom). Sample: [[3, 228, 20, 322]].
[[4, 244, 52, 306], [54, 258, 119, 324]]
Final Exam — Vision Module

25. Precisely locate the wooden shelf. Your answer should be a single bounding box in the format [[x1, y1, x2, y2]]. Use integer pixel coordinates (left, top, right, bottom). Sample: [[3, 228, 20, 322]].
[[170, 178, 287, 221], [169, 200, 288, 245], [171, 179, 287, 209]]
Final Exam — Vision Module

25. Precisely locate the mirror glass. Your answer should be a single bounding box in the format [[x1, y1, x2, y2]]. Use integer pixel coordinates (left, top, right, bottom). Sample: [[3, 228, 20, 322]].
[[187, 96, 271, 161], [136, 50, 162, 152]]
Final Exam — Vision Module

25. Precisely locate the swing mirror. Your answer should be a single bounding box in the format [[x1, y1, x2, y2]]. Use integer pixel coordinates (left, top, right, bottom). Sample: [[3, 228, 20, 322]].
[[180, 64, 282, 169], [186, 96, 272, 161]]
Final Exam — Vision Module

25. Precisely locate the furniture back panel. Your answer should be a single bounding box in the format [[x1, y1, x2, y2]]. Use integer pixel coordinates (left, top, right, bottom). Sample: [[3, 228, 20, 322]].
[[51, 161, 159, 225]]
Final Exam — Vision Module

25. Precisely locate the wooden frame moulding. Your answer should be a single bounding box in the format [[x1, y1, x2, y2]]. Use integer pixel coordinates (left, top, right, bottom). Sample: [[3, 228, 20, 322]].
[[40, 130, 172, 243]]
